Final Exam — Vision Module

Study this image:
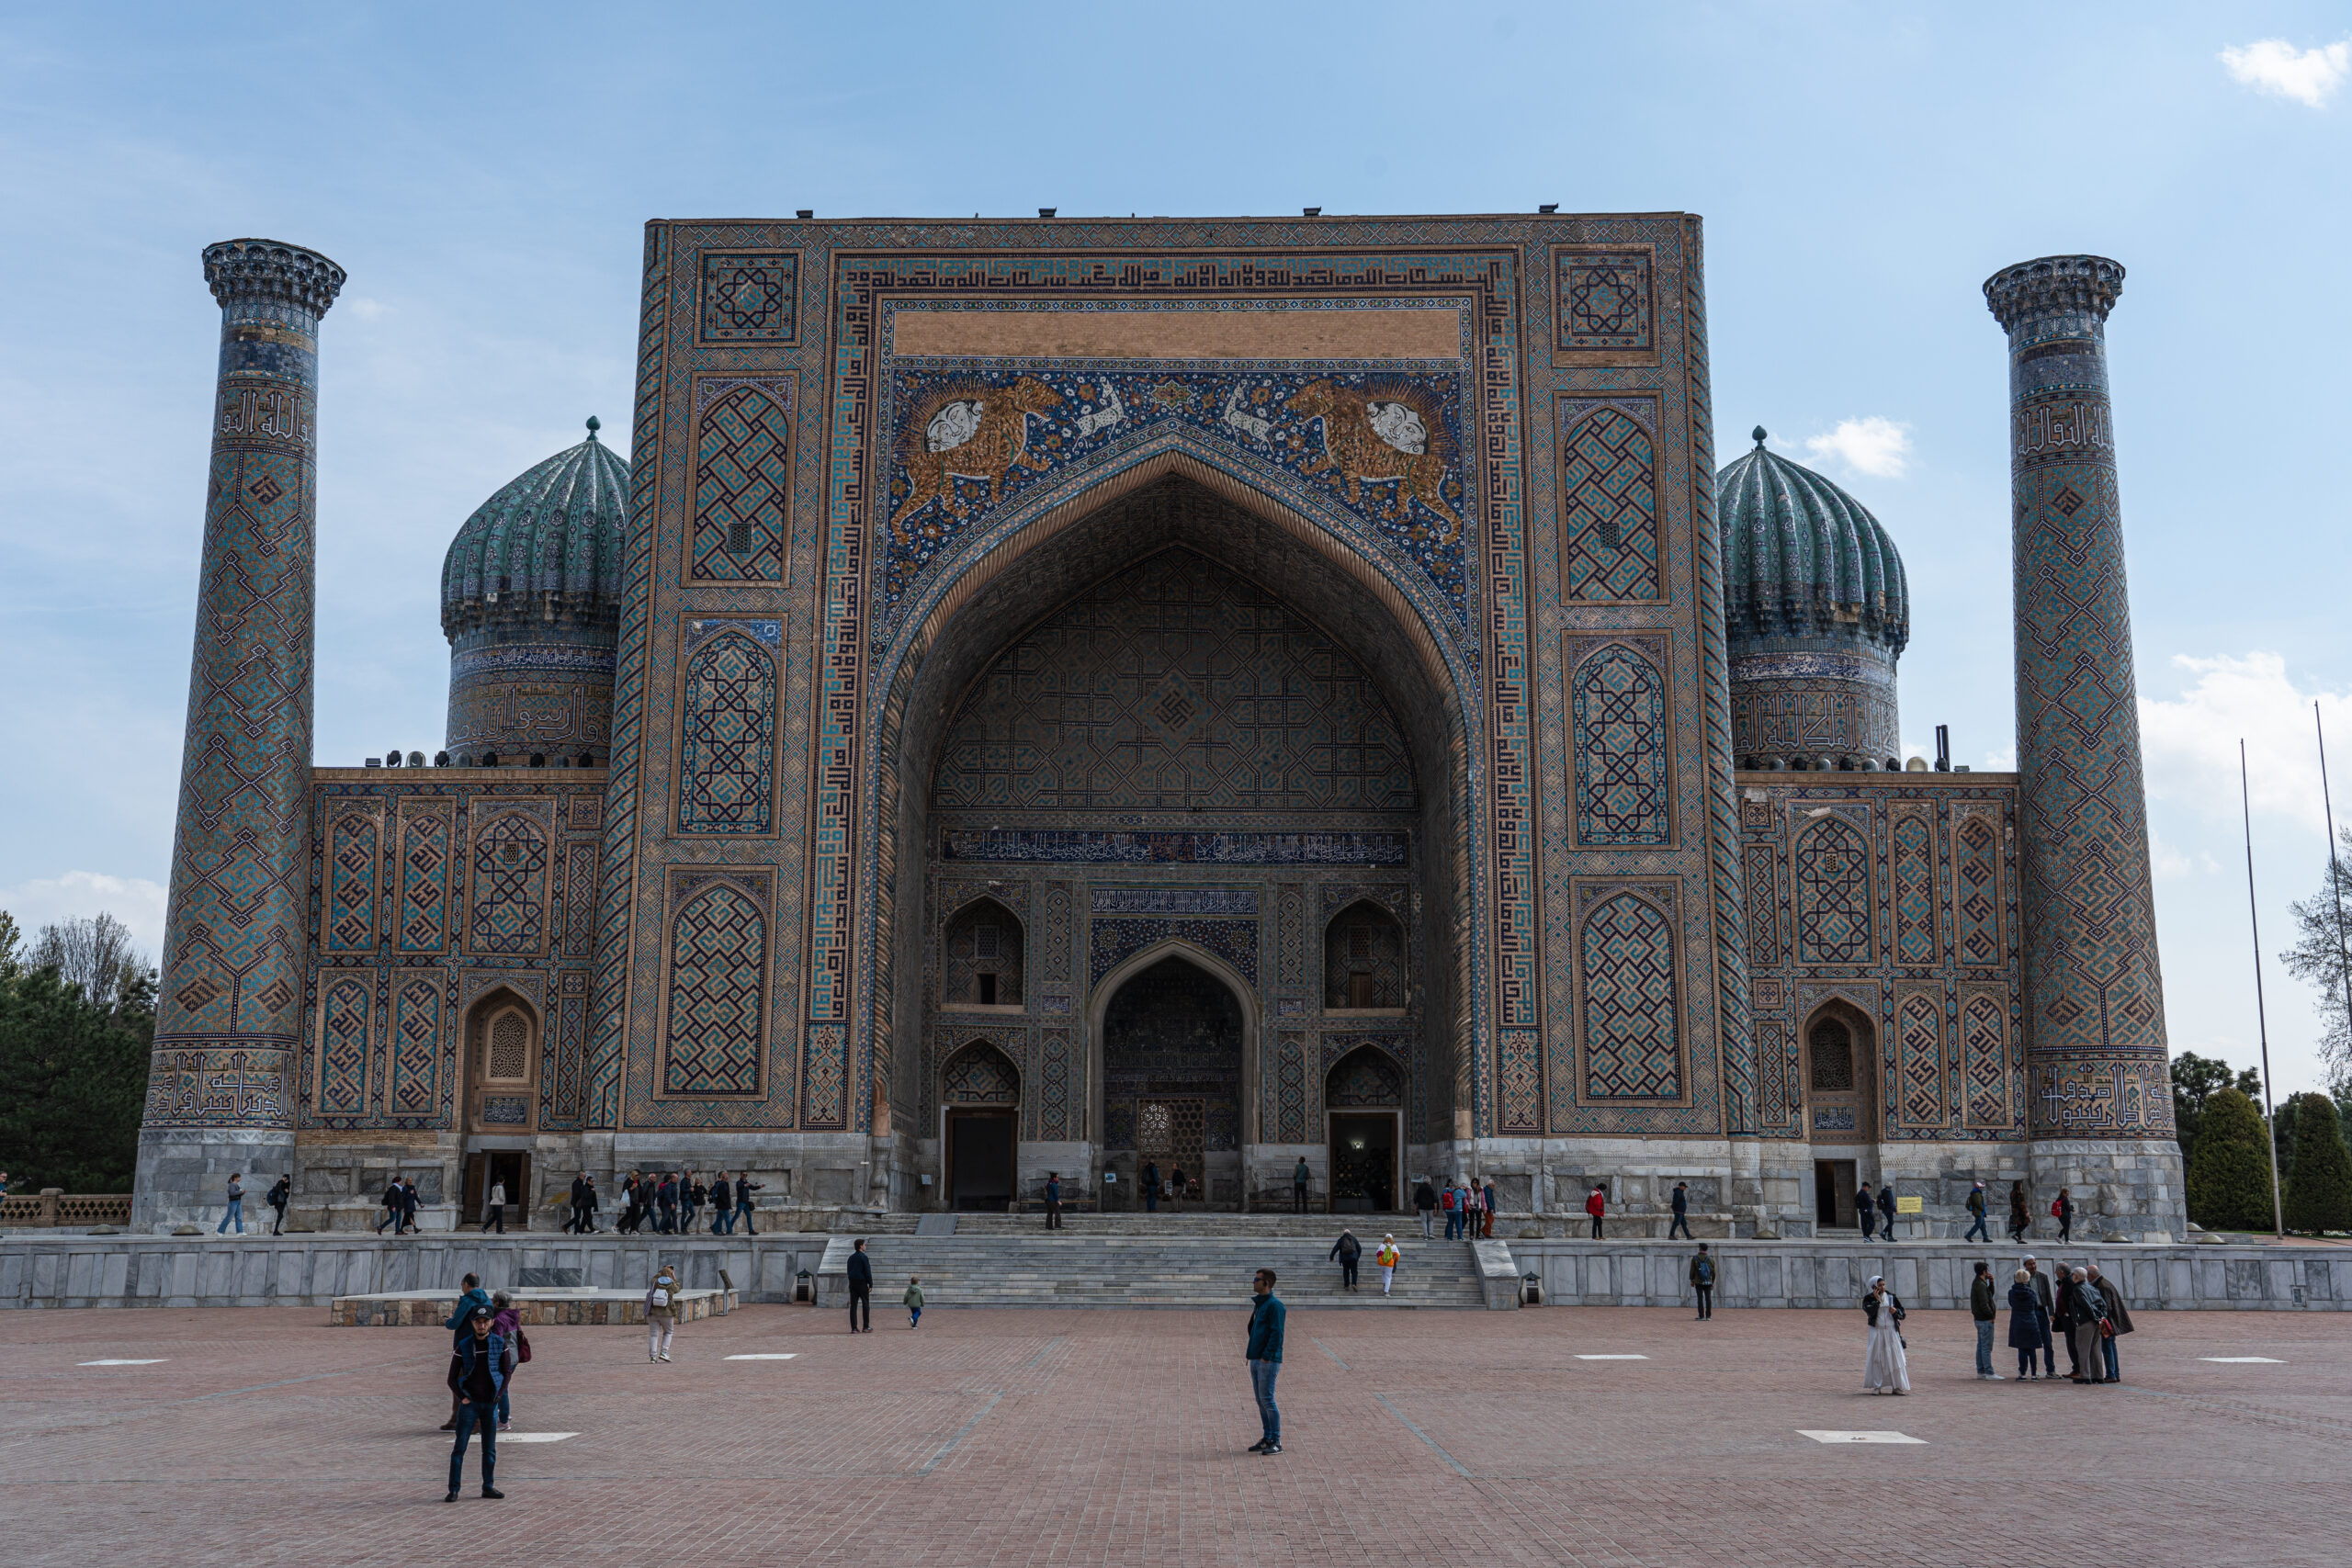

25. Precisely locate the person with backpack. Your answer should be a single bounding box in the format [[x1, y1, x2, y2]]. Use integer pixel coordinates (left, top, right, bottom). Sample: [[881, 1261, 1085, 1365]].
[[733, 1174, 762, 1235], [1860, 1275, 1910, 1394], [845, 1238, 873, 1333], [444, 1305, 512, 1501], [2052, 1187, 2075, 1243], [266, 1174, 289, 1235], [1585, 1184, 1607, 1240], [708, 1172, 732, 1234], [1413, 1178, 1438, 1239], [656, 1172, 679, 1234], [1688, 1242, 1716, 1319], [1480, 1179, 1498, 1239], [489, 1291, 530, 1429], [646, 1262, 683, 1362], [1668, 1181, 1691, 1241], [1970, 1260, 2002, 1379], [679, 1170, 701, 1233], [376, 1176, 403, 1236], [215, 1172, 244, 1235], [1374, 1234, 1401, 1296], [1438, 1180, 1458, 1240], [1329, 1227, 1361, 1291], [1964, 1181, 1991, 1243], [904, 1275, 925, 1329]]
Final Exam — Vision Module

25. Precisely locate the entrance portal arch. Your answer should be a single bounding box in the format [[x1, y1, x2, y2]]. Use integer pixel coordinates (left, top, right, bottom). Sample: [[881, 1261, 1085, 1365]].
[[1801, 995, 1881, 1229], [1090, 943, 1259, 1209]]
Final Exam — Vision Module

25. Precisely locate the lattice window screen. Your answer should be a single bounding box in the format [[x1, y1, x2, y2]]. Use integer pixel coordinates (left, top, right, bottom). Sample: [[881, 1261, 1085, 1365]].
[[487, 1011, 530, 1081]]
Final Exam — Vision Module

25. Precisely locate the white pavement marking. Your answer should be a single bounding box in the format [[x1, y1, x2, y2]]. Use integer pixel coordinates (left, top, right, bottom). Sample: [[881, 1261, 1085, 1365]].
[[1575, 1354, 1648, 1360], [723, 1353, 799, 1360], [497, 1432, 577, 1443], [2199, 1356, 2285, 1363], [1800, 1430, 1925, 1444], [79, 1359, 167, 1366]]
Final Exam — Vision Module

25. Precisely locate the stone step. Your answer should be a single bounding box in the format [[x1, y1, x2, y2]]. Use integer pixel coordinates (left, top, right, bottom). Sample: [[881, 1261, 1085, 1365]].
[[817, 1234, 1491, 1309]]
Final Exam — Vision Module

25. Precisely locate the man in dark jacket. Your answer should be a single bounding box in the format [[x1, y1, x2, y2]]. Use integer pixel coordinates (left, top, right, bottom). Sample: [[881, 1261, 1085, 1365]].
[[1856, 1182, 1877, 1240], [1329, 1228, 1362, 1291], [656, 1172, 679, 1234], [1413, 1179, 1438, 1238], [2053, 1269, 2083, 1379], [1688, 1242, 1715, 1319], [708, 1173, 732, 1235], [2086, 1263, 2132, 1382], [733, 1175, 762, 1235], [1964, 1181, 1991, 1243], [1668, 1181, 1691, 1241], [1970, 1260, 2002, 1378], [845, 1237, 873, 1332], [1044, 1172, 1063, 1230], [1874, 1183, 1898, 1243], [400, 1177, 423, 1235], [376, 1177, 403, 1235], [1245, 1269, 1285, 1455], [2024, 1257, 2058, 1379], [1293, 1157, 1312, 1214], [439, 1274, 494, 1430], [266, 1175, 289, 1235], [566, 1173, 592, 1235], [1142, 1160, 1160, 1214], [445, 1306, 512, 1501]]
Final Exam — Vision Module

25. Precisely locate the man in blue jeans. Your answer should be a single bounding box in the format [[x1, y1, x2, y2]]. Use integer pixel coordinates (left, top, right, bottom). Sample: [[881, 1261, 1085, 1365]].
[[1246, 1269, 1285, 1455], [1964, 1181, 1991, 1243], [215, 1173, 244, 1235], [1969, 1260, 2003, 1379], [445, 1306, 512, 1501]]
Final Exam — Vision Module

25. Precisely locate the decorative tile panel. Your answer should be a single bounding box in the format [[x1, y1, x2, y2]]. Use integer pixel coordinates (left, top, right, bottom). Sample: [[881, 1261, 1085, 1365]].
[[662, 878, 766, 1096], [1890, 804, 1938, 966], [677, 622, 779, 835], [1793, 816, 1872, 966], [468, 812, 548, 955], [322, 808, 380, 955], [699, 252, 797, 343], [1578, 887, 1681, 1100], [314, 972, 372, 1113], [1894, 987, 1946, 1129], [1569, 640, 1671, 847], [1559, 406, 1659, 601], [691, 378, 792, 581], [1557, 250, 1653, 352], [395, 803, 452, 954]]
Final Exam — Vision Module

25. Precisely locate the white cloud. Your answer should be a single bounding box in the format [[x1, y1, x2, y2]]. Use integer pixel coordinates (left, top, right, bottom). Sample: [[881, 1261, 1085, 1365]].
[[342, 296, 391, 320], [0, 870, 168, 956], [2220, 39, 2350, 107], [1804, 417, 1911, 479], [2149, 829, 2221, 881], [2140, 652, 2352, 832], [1981, 745, 2018, 773]]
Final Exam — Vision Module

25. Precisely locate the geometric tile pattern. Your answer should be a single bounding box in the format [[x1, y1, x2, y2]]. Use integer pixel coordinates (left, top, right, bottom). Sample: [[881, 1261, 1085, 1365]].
[[1274, 1030, 1308, 1142], [932, 549, 1416, 814], [1891, 807, 1936, 965], [1579, 891, 1681, 1100], [1571, 643, 1670, 846], [469, 815, 548, 955], [677, 628, 776, 834], [1951, 809, 2002, 968], [1559, 252, 1652, 351], [1961, 990, 2009, 1129], [390, 976, 441, 1115], [690, 382, 790, 581], [1794, 818, 1871, 965], [397, 806, 451, 953], [1040, 1027, 1071, 1140], [316, 974, 371, 1113], [662, 882, 765, 1096], [1894, 989, 1945, 1128], [700, 253, 796, 343], [802, 1022, 848, 1129], [1559, 409, 1659, 601], [1323, 899, 1406, 1009], [940, 1041, 1019, 1104], [1089, 918, 1259, 991], [1326, 1045, 1405, 1107], [323, 810, 379, 954], [1498, 1027, 1542, 1133]]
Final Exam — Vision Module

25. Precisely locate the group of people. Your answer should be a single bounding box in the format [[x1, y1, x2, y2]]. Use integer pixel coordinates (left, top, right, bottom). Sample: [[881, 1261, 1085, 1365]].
[[1855, 1253, 2135, 1395], [376, 1175, 425, 1235], [209, 1171, 292, 1235], [1411, 1176, 1498, 1239], [1325, 1229, 1406, 1295], [839, 1237, 927, 1329], [1135, 1160, 1198, 1212], [604, 1168, 762, 1235]]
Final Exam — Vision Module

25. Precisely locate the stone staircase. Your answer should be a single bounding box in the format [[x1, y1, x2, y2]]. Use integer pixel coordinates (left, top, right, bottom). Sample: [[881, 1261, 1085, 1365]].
[[816, 1226, 1492, 1310]]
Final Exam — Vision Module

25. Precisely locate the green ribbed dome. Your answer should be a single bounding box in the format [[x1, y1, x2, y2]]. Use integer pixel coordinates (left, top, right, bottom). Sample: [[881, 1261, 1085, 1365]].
[[439, 417, 628, 632], [1716, 428, 1908, 657]]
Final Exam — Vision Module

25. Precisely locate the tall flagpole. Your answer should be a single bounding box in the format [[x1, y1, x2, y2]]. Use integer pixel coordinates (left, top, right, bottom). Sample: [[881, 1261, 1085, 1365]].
[[2316, 702, 2352, 1069], [2241, 739, 2286, 1238]]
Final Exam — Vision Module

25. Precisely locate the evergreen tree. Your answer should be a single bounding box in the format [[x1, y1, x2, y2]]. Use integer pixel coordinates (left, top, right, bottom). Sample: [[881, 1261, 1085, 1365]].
[[2283, 1092, 2352, 1235], [2172, 1053, 2265, 1164], [2186, 1087, 2278, 1232], [0, 941, 153, 1192]]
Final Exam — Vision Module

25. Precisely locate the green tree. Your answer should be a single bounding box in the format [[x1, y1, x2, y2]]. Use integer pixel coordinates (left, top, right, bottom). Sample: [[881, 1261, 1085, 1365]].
[[2283, 1092, 2352, 1234], [2171, 1053, 2264, 1163], [0, 939, 153, 1192], [2281, 825, 2352, 1081], [2187, 1087, 2278, 1232]]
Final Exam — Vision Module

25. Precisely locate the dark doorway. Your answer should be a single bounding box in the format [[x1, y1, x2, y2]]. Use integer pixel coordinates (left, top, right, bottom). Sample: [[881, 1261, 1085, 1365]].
[[1328, 1112, 1397, 1212], [946, 1110, 1016, 1212], [1102, 957, 1243, 1204], [462, 1150, 531, 1230], [1814, 1157, 1858, 1229]]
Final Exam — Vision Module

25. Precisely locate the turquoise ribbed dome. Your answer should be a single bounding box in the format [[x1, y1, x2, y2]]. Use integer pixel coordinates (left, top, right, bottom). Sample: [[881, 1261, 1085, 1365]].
[[1716, 429, 1908, 658], [439, 417, 628, 632]]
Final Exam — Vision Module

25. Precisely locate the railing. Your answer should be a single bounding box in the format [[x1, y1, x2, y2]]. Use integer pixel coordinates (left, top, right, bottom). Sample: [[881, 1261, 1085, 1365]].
[[0, 1190, 133, 1227]]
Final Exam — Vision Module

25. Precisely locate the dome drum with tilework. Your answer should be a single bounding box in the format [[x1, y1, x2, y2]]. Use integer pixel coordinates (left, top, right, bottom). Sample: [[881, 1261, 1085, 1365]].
[[440, 418, 628, 765], [1717, 428, 1910, 772]]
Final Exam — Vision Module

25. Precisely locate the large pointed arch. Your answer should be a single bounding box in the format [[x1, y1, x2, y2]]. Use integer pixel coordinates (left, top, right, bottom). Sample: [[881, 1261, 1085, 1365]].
[[1087, 938, 1263, 1155]]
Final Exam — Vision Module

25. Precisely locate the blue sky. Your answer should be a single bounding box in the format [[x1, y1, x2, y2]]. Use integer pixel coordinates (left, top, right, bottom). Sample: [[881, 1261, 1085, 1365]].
[[3, 4, 2347, 1097]]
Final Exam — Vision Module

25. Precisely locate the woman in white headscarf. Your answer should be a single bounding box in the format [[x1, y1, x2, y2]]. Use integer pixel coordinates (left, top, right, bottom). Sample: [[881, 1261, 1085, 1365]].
[[1861, 1275, 1911, 1394]]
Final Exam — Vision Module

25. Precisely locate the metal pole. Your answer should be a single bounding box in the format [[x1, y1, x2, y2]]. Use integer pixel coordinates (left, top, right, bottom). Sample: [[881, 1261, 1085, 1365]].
[[2240, 739, 2286, 1238], [2316, 702, 2352, 1067]]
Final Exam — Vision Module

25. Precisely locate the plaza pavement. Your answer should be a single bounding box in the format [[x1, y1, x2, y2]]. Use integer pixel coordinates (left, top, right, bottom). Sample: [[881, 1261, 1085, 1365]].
[[1, 1293, 2346, 1566]]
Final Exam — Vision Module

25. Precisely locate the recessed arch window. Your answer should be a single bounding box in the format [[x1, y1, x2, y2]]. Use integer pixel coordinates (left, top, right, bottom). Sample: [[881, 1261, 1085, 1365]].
[[1324, 899, 1406, 1010], [944, 897, 1024, 1007]]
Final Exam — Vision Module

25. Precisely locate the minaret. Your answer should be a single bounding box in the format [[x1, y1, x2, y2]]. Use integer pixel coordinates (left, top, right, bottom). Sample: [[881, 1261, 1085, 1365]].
[[1984, 254, 2183, 1235], [134, 240, 345, 1228]]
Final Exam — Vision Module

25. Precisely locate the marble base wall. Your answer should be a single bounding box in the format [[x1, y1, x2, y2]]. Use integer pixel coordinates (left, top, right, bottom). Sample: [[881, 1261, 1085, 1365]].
[[133, 1126, 297, 1230]]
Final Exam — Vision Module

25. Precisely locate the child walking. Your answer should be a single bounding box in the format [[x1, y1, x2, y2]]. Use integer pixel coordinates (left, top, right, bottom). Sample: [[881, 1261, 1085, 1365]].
[[904, 1275, 925, 1329], [1374, 1234, 1401, 1296]]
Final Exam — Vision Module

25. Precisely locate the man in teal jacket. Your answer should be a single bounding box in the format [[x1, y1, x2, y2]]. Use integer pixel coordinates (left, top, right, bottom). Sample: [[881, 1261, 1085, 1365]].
[[1246, 1269, 1286, 1455]]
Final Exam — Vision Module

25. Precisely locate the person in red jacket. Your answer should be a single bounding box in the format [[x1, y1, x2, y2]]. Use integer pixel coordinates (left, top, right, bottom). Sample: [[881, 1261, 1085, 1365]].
[[1586, 1184, 1607, 1240]]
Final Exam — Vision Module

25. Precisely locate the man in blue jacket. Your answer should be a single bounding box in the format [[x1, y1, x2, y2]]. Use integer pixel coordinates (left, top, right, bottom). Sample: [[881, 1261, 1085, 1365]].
[[445, 1306, 512, 1501], [1246, 1269, 1285, 1455], [438, 1273, 494, 1430]]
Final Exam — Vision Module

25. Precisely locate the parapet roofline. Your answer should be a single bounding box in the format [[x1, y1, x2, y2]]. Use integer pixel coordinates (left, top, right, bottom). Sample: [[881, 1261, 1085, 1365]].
[[647, 210, 1701, 226]]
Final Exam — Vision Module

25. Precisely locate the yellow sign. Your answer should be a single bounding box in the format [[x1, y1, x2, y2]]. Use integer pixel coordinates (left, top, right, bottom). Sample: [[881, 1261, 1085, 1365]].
[[1895, 1196, 1924, 1214]]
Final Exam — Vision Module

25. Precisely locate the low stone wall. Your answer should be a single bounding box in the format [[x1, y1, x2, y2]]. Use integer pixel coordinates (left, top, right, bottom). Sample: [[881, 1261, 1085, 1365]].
[[1516, 1237, 2349, 1312], [0, 1235, 835, 1310], [328, 1287, 736, 1326]]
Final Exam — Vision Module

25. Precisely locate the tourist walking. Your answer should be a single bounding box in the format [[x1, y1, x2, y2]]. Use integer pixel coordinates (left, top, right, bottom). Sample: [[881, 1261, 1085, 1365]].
[[480, 1176, 506, 1234], [575, 1173, 599, 1234], [2086, 1263, 2132, 1382], [646, 1262, 682, 1362], [1860, 1275, 1910, 1394], [1414, 1178, 1437, 1238], [1374, 1235, 1400, 1296], [1689, 1242, 1715, 1319], [1964, 1181, 1991, 1243], [656, 1171, 679, 1234], [680, 1170, 702, 1232], [904, 1275, 924, 1329], [440, 1273, 494, 1429], [2007, 1181, 2031, 1244], [1293, 1156, 1312, 1213], [489, 1291, 526, 1429], [846, 1238, 873, 1332], [215, 1172, 244, 1235], [1857, 1181, 1877, 1241], [2052, 1187, 2075, 1243], [1970, 1260, 2002, 1378], [1481, 1179, 1497, 1239], [1044, 1171, 1064, 1229], [1585, 1184, 1606, 1240], [734, 1173, 762, 1235], [1142, 1160, 1160, 1214], [2024, 1257, 2058, 1379], [1330, 1227, 1361, 1291], [444, 1305, 511, 1501], [1245, 1269, 1285, 1455], [2007, 1269, 2045, 1380], [266, 1174, 288, 1235], [1874, 1182, 1897, 1242], [376, 1175, 403, 1235], [2066, 1267, 2107, 1383], [1668, 1181, 1691, 1241], [1170, 1165, 1188, 1213], [400, 1176, 422, 1235], [707, 1172, 731, 1234], [1439, 1181, 1459, 1240]]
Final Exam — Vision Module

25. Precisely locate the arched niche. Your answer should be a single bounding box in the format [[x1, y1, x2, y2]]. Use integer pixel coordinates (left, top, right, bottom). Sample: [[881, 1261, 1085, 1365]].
[[1324, 1043, 1405, 1213], [464, 987, 539, 1134], [938, 1039, 1021, 1212], [1324, 898, 1408, 1012], [1801, 995, 1880, 1229], [941, 896, 1024, 1009], [1090, 944, 1258, 1207]]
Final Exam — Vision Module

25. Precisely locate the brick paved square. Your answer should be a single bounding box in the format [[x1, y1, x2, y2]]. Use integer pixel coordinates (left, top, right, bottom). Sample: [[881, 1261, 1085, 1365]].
[[2, 1301, 2346, 1566]]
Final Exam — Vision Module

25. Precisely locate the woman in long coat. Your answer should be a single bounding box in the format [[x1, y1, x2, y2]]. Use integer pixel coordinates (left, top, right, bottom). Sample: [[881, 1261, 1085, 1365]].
[[2005, 1269, 2045, 1381], [1861, 1275, 1910, 1393], [2067, 1267, 2108, 1384]]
